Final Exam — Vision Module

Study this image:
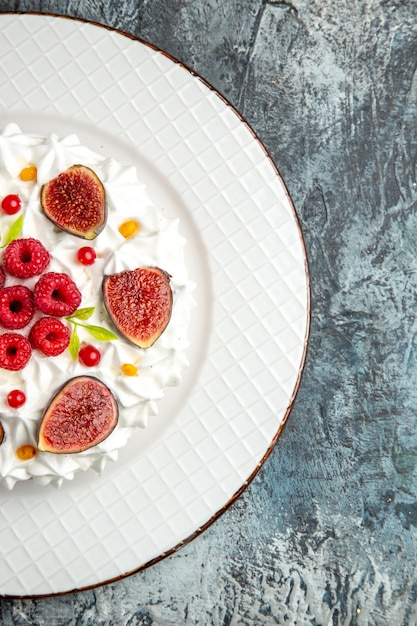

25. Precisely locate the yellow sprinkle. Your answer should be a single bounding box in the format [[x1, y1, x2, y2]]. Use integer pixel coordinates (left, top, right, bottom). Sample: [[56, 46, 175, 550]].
[[16, 444, 37, 461], [121, 363, 138, 376], [19, 164, 37, 182], [118, 219, 140, 238]]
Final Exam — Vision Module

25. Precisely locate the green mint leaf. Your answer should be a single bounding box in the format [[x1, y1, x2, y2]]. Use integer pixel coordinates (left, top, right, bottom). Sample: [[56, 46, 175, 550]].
[[84, 325, 118, 341], [68, 327, 80, 360], [1, 214, 24, 248], [66, 307, 95, 321]]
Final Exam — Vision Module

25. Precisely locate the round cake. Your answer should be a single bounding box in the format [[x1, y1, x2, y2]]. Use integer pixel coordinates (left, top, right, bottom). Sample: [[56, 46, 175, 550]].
[[0, 124, 194, 489]]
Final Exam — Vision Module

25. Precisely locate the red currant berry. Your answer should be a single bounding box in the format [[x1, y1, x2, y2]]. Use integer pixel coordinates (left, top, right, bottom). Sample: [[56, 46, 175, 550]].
[[7, 389, 26, 408], [1, 194, 21, 215], [79, 344, 101, 367], [77, 246, 96, 266]]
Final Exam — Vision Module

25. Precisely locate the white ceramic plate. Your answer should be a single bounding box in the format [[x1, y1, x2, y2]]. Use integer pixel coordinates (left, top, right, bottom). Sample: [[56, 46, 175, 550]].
[[0, 13, 309, 597]]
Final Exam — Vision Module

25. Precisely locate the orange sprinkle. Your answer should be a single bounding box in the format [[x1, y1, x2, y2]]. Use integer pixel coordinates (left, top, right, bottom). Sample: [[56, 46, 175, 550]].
[[16, 444, 37, 461], [121, 363, 138, 376], [19, 164, 37, 182], [118, 219, 140, 238]]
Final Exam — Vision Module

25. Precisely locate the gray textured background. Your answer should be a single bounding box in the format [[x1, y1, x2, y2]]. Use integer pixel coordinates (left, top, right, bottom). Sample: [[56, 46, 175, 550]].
[[1, 1, 417, 624]]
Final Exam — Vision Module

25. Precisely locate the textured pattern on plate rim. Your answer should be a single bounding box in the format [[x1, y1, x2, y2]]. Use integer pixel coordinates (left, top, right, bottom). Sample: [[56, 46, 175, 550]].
[[0, 13, 310, 597]]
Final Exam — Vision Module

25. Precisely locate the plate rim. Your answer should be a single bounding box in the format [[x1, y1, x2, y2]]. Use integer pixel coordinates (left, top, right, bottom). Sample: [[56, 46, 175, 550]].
[[0, 10, 311, 599]]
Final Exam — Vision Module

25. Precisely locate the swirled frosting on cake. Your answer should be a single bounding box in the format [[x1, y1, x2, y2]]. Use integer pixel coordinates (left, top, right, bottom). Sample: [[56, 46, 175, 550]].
[[0, 124, 194, 489]]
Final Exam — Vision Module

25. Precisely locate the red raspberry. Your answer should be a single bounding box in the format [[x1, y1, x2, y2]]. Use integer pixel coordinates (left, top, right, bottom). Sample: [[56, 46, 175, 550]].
[[0, 267, 5, 289], [0, 285, 35, 329], [34, 272, 81, 316], [0, 333, 32, 370], [29, 317, 71, 356], [4, 238, 50, 279]]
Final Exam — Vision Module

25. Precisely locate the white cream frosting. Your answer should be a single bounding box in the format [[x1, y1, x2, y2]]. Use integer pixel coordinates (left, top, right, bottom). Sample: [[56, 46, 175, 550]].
[[0, 124, 194, 489]]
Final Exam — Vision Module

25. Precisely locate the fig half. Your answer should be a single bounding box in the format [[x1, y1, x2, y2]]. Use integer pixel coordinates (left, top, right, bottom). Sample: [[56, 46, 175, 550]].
[[103, 267, 173, 349], [38, 376, 118, 454], [40, 164, 106, 239]]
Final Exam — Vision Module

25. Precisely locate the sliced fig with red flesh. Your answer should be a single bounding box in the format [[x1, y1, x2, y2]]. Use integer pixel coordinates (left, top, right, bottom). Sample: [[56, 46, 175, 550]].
[[103, 267, 173, 349], [40, 164, 106, 240], [38, 376, 118, 454]]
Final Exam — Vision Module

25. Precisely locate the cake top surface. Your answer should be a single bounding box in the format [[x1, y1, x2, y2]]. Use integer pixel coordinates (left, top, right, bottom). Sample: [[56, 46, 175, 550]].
[[0, 124, 193, 489]]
